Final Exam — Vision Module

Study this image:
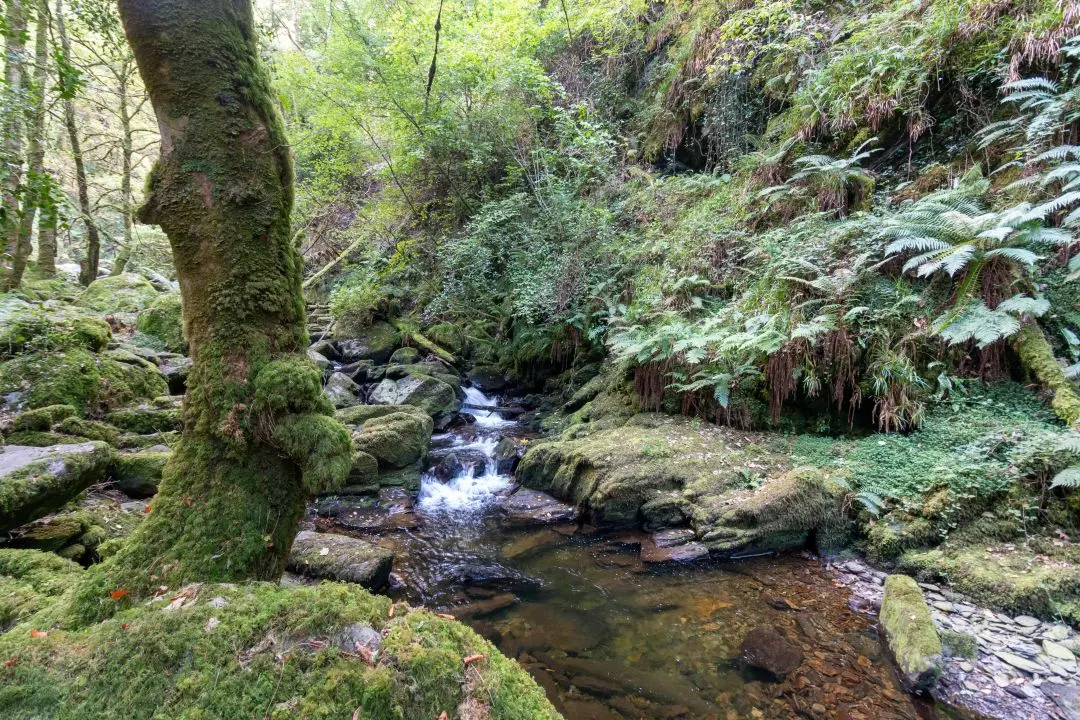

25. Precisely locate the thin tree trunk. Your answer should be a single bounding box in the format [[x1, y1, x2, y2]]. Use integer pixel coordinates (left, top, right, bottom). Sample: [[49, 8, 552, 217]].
[[4, 0, 49, 289], [54, 0, 100, 285], [35, 209, 55, 274], [110, 72, 135, 275], [1, 0, 28, 278], [1014, 323, 1080, 428], [67, 0, 351, 627]]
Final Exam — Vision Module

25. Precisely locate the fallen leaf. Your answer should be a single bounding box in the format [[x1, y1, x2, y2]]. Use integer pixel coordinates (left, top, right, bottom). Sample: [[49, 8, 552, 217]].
[[143, 504, 152, 513], [463, 654, 486, 665], [435, 613, 456, 620], [4, 658, 17, 668], [110, 589, 129, 600], [29, 629, 47, 638]]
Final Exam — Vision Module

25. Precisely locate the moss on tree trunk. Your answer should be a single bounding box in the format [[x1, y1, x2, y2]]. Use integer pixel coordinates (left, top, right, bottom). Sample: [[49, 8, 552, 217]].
[[1014, 323, 1080, 428], [65, 0, 352, 626]]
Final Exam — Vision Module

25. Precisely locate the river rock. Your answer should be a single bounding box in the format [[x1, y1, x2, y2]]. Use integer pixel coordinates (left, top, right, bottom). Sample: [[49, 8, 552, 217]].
[[640, 539, 708, 563], [77, 272, 159, 313], [493, 437, 520, 475], [502, 488, 578, 526], [369, 376, 460, 418], [879, 574, 944, 692], [740, 627, 804, 679], [323, 372, 361, 409], [334, 322, 400, 364], [389, 347, 419, 364], [288, 530, 393, 590], [468, 365, 508, 392], [0, 442, 113, 531], [307, 349, 330, 371], [352, 412, 431, 470], [651, 528, 696, 547], [432, 453, 465, 482]]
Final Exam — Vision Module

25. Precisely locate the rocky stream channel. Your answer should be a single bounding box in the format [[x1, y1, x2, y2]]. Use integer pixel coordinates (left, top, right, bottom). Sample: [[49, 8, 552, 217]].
[[280, 311, 1080, 720]]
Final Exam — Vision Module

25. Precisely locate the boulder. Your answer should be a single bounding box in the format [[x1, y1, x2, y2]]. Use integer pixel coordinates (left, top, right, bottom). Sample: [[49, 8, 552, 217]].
[[352, 412, 432, 470], [0, 548, 83, 629], [160, 356, 192, 395], [106, 399, 182, 434], [369, 375, 460, 418], [493, 437, 520, 475], [740, 627, 804, 679], [334, 321, 400, 364], [502, 489, 578, 526], [307, 349, 330, 371], [389, 347, 419, 364], [0, 349, 168, 416], [0, 442, 112, 531], [54, 417, 120, 445], [113, 449, 171, 498], [10, 405, 77, 432], [288, 530, 394, 590], [432, 453, 465, 482], [335, 403, 433, 432], [323, 372, 361, 409], [135, 293, 185, 352], [77, 272, 159, 313], [879, 574, 944, 692], [0, 303, 110, 359], [345, 450, 380, 491], [468, 365, 508, 392]]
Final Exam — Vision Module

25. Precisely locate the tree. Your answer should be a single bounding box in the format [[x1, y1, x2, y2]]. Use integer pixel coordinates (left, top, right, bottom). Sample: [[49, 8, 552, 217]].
[[66, 0, 352, 625], [1, 0, 28, 281]]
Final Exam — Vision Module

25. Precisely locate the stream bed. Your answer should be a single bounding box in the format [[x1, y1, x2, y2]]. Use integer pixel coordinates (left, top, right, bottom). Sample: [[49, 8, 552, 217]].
[[316, 389, 933, 720]]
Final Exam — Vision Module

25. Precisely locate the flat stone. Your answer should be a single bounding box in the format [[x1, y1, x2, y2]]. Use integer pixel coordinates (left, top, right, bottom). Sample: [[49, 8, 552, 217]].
[[288, 530, 393, 590], [1048, 625, 1072, 642], [502, 488, 577, 526], [0, 442, 112, 531], [651, 528, 696, 548], [1043, 683, 1080, 720], [740, 627, 804, 679], [1045, 640, 1077, 662], [1014, 615, 1042, 628], [995, 650, 1048, 675], [932, 601, 954, 612], [640, 540, 709, 564]]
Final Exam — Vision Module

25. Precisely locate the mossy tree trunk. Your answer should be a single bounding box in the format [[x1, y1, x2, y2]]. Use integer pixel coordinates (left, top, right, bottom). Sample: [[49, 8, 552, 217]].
[[1014, 322, 1080, 428], [4, 0, 50, 290], [67, 0, 351, 625]]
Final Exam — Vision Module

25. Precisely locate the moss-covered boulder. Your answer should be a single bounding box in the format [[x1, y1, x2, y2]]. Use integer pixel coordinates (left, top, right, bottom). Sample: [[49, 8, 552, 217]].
[[113, 449, 171, 498], [343, 450, 380, 493], [135, 293, 185, 352], [0, 349, 168, 416], [288, 530, 393, 590], [0, 549, 83, 630], [389, 347, 418, 364], [10, 406, 77, 433], [352, 412, 432, 471], [335, 403, 432, 430], [104, 399, 182, 434], [334, 321, 401, 364], [879, 574, 943, 692], [369, 376, 460, 418], [0, 442, 113, 532], [53, 417, 121, 445], [0, 582, 560, 719], [76, 272, 159, 313], [0, 300, 111, 359]]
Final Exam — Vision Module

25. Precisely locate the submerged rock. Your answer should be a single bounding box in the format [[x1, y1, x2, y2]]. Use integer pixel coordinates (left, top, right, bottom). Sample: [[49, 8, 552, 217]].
[[740, 627, 804, 679], [879, 574, 944, 692], [288, 530, 393, 590], [0, 442, 112, 532], [502, 488, 578, 526]]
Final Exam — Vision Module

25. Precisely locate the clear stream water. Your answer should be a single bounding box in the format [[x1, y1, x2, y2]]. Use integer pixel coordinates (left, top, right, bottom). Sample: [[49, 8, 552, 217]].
[[324, 389, 935, 720]]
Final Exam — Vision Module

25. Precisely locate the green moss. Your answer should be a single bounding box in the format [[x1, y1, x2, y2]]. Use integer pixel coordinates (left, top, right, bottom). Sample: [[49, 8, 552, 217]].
[[76, 273, 159, 313], [272, 414, 353, 494], [113, 450, 171, 498], [0, 349, 167, 417], [0, 442, 114, 532], [0, 305, 111, 358], [105, 404, 181, 434], [53, 417, 120, 445], [0, 582, 559, 719], [866, 513, 935, 562], [135, 293, 185, 352], [10, 406, 77, 432], [1014, 323, 1080, 428], [879, 574, 943, 691], [940, 629, 978, 660], [0, 549, 82, 629], [3, 431, 80, 447], [352, 412, 432, 471], [335, 403, 432, 429]]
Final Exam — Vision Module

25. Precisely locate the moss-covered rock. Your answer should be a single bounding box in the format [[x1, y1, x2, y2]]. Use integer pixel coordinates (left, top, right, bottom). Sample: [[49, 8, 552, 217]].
[[52, 417, 120, 445], [879, 574, 943, 692], [10, 406, 77, 432], [369, 376, 460, 418], [0, 549, 83, 630], [76, 273, 159, 313], [0, 442, 113, 532], [104, 401, 182, 434], [288, 530, 393, 590], [135, 293, 185, 352], [3, 432, 80, 448], [334, 321, 401, 364], [335, 404, 432, 430], [0, 582, 560, 719], [113, 449, 171, 498], [323, 371, 361, 409], [352, 412, 432, 471], [346, 450, 380, 490], [0, 349, 168, 416], [0, 301, 111, 359], [389, 347, 418, 364]]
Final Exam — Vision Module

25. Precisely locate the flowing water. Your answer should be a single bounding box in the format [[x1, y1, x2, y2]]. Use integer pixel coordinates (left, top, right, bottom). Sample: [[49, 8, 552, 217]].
[[322, 389, 934, 720]]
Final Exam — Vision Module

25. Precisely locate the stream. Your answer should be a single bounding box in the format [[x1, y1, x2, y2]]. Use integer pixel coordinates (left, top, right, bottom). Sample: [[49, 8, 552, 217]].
[[319, 387, 933, 720]]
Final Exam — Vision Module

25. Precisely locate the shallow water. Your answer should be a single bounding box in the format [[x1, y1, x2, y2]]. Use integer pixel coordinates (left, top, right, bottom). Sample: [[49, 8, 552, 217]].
[[327, 389, 934, 720]]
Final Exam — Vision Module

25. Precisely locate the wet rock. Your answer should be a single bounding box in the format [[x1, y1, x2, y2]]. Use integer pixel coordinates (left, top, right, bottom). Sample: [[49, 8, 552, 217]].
[[501, 529, 561, 560], [572, 675, 623, 698], [640, 539, 708, 563], [544, 656, 715, 716], [0, 442, 112, 531], [502, 488, 578, 526], [323, 372, 361, 409], [331, 623, 383, 655], [352, 412, 432, 470], [307, 349, 330, 371], [879, 574, 943, 692], [288, 530, 393, 590], [450, 592, 517, 618], [468, 365, 508, 392], [651, 528, 696, 548], [389, 347, 419, 364], [432, 453, 464, 482], [493, 437, 520, 475], [309, 339, 338, 361], [740, 627, 804, 679]]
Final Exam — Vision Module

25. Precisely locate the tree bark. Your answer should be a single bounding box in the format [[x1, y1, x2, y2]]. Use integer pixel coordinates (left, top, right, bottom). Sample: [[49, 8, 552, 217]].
[[1, 0, 28, 279], [67, 0, 351, 626], [54, 0, 100, 285], [4, 0, 49, 289]]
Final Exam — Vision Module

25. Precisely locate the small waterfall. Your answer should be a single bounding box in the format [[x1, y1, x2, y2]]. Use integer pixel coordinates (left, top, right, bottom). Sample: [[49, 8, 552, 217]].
[[418, 387, 514, 512]]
